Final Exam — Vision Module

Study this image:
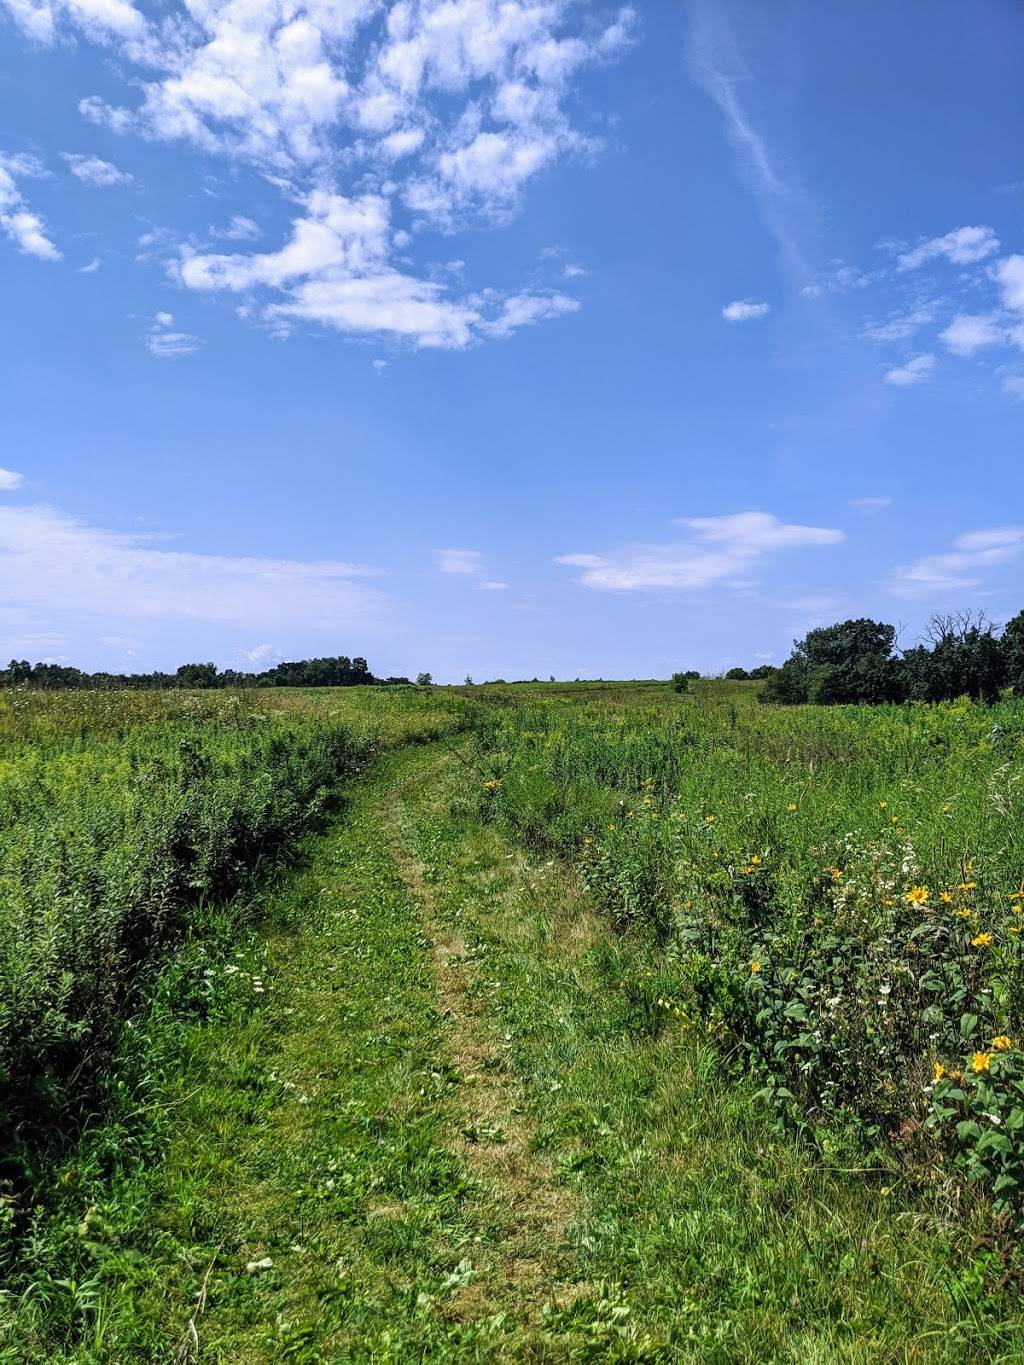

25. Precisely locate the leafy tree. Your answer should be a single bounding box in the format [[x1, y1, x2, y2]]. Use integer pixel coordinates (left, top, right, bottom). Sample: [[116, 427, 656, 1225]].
[[725, 667, 750, 680], [416, 672, 433, 687], [1003, 609, 1024, 696], [763, 619, 904, 705], [175, 662, 219, 689], [670, 672, 691, 694], [904, 611, 1006, 703]]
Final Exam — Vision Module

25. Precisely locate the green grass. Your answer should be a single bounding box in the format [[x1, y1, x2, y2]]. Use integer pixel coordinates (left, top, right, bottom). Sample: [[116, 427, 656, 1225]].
[[7, 727, 1024, 1359]]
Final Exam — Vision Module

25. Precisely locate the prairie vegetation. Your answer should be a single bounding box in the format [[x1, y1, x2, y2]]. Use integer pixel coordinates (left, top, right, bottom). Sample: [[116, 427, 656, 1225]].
[[2, 679, 1024, 1358]]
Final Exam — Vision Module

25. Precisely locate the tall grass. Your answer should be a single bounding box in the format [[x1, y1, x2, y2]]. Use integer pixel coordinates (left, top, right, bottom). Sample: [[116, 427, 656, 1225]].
[[0, 684, 468, 1255], [475, 683, 1024, 1216]]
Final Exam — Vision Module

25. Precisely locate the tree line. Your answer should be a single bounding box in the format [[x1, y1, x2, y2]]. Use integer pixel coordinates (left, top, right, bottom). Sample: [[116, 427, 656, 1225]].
[[0, 656, 421, 690], [723, 609, 1024, 705]]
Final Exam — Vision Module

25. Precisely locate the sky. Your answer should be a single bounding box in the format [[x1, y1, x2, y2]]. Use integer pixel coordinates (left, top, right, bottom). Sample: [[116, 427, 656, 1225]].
[[0, 0, 1022, 682]]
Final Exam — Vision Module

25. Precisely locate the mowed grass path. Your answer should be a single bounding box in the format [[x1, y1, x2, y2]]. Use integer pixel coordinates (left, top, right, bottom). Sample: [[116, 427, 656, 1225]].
[[56, 742, 1024, 1361]]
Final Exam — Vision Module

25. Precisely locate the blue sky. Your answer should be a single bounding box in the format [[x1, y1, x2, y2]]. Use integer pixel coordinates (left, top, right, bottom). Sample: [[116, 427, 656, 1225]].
[[1, 0, 1022, 681]]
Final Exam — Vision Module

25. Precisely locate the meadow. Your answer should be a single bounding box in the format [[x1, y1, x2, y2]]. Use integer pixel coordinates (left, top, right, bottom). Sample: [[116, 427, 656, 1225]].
[[2, 680, 1024, 1359]]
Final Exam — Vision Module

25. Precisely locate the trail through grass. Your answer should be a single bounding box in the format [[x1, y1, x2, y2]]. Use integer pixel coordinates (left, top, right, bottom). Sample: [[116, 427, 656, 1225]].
[[18, 738, 1024, 1360]]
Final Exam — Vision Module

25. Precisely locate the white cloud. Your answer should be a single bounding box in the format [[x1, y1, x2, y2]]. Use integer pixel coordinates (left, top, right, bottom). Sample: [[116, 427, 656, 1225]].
[[995, 255, 1024, 313], [556, 511, 844, 592], [0, 154, 60, 260], [722, 299, 770, 322], [1002, 374, 1024, 401], [477, 580, 509, 591], [0, 468, 24, 490], [0, 502, 383, 629], [210, 214, 260, 241], [850, 496, 892, 512], [238, 642, 283, 664], [863, 302, 939, 345], [896, 225, 1000, 271], [179, 190, 580, 348], [883, 354, 935, 386], [79, 257, 101, 273], [147, 311, 202, 358], [62, 153, 132, 186], [1, 2, 632, 354], [436, 548, 484, 575], [938, 313, 1005, 357], [892, 526, 1024, 596]]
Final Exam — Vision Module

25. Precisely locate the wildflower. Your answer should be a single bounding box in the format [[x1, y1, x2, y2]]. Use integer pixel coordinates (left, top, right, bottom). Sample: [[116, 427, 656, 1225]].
[[787, 803, 797, 812], [956, 908, 973, 919], [905, 886, 929, 905], [750, 854, 762, 866], [939, 891, 953, 904], [891, 816, 899, 825], [933, 1062, 945, 1081], [942, 803, 951, 814], [879, 801, 888, 809], [971, 1051, 993, 1073], [959, 882, 977, 892], [583, 836, 593, 846], [741, 865, 754, 875], [993, 1035, 1013, 1052], [705, 814, 716, 824], [684, 899, 693, 910], [971, 932, 993, 947], [750, 960, 762, 974], [831, 868, 843, 882], [1011, 927, 1021, 936]]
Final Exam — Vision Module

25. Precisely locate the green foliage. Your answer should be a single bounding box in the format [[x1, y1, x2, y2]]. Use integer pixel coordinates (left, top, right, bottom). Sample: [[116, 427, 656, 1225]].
[[670, 672, 691, 693], [473, 682, 1024, 1217], [0, 685, 469, 1265]]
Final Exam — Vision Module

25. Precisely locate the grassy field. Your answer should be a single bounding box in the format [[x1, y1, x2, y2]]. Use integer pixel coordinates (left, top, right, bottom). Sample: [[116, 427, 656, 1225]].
[[2, 681, 1024, 1359]]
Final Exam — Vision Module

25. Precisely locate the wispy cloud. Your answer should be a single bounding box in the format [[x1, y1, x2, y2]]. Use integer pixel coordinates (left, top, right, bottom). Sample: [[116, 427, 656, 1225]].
[[0, 152, 60, 260], [0, 468, 24, 490], [884, 354, 935, 386], [147, 311, 201, 359], [62, 153, 132, 187], [850, 496, 892, 512], [896, 225, 1000, 272], [436, 548, 485, 575], [939, 313, 1005, 357], [891, 526, 1024, 596], [722, 299, 770, 322], [0, 502, 384, 629], [688, 2, 814, 285], [556, 511, 844, 592]]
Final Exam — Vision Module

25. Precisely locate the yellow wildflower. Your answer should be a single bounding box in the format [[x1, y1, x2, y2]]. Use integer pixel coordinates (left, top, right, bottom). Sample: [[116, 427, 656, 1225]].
[[750, 960, 762, 974], [971, 1051, 993, 1073], [750, 854, 762, 866], [939, 891, 953, 904], [906, 886, 929, 905], [583, 836, 593, 846], [891, 816, 899, 825], [787, 802, 797, 812], [971, 932, 993, 947], [705, 814, 716, 824], [993, 1035, 1013, 1052], [879, 801, 888, 809], [933, 1061, 945, 1081], [959, 882, 977, 892]]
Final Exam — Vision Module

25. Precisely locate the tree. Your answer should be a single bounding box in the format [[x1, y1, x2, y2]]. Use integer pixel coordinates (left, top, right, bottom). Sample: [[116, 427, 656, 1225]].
[[725, 667, 749, 681], [762, 618, 904, 706], [904, 610, 1006, 703], [416, 672, 433, 687], [175, 662, 219, 689], [1003, 609, 1024, 695], [670, 672, 690, 694]]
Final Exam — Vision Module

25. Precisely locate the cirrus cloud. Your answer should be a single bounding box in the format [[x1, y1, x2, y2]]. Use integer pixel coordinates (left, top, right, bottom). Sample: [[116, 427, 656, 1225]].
[[556, 511, 844, 592]]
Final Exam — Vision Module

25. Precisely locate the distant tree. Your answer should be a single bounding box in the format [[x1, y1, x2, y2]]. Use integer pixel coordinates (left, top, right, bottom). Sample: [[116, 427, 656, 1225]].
[[749, 664, 778, 680], [762, 619, 903, 706], [684, 670, 701, 679], [670, 671, 691, 694], [465, 675, 473, 685], [904, 610, 1006, 703], [175, 662, 219, 689], [1003, 609, 1024, 695], [416, 672, 433, 687], [725, 667, 750, 681]]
